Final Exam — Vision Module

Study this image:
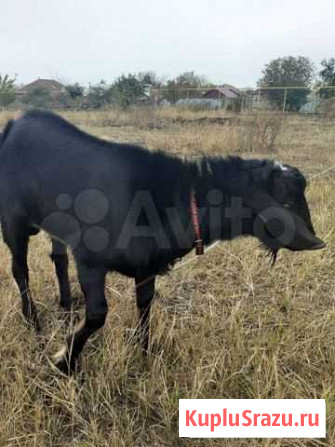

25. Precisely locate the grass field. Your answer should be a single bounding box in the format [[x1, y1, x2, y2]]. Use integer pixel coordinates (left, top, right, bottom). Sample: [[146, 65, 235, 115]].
[[0, 108, 334, 447]]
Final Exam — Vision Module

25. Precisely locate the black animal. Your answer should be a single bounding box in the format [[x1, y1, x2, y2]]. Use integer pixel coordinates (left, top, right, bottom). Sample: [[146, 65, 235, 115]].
[[0, 111, 325, 373]]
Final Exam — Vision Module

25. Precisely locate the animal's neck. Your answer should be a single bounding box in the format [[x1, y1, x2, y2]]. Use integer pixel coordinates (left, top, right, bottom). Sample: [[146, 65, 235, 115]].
[[189, 157, 254, 246], [156, 155, 256, 262]]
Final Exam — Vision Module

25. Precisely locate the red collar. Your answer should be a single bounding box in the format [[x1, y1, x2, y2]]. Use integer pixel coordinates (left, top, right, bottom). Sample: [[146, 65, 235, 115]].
[[190, 191, 204, 255]]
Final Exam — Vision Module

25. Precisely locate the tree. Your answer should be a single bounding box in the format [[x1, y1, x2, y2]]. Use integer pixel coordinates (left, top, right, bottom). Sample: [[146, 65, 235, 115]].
[[0, 74, 16, 107], [111, 74, 145, 108], [65, 82, 84, 100], [162, 71, 209, 103], [64, 82, 85, 108], [258, 56, 314, 111], [137, 71, 161, 87], [22, 87, 53, 109], [86, 80, 111, 108], [319, 58, 335, 98], [161, 79, 180, 104]]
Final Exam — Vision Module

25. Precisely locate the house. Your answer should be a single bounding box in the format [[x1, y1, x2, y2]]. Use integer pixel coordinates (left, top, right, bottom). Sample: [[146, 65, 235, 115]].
[[203, 84, 243, 111], [16, 79, 67, 98], [203, 84, 241, 99], [15, 79, 70, 108]]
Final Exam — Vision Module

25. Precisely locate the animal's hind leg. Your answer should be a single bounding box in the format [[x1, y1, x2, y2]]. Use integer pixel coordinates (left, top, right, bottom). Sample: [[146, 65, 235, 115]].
[[135, 275, 156, 353], [53, 262, 107, 374], [50, 239, 71, 310], [2, 221, 40, 332]]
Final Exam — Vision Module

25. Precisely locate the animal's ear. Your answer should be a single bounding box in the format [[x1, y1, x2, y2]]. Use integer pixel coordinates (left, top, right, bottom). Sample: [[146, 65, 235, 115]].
[[251, 160, 279, 184], [271, 164, 307, 200], [259, 161, 304, 189]]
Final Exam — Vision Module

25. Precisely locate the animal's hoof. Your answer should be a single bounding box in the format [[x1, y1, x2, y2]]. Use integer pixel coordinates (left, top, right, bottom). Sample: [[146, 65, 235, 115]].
[[26, 318, 41, 333], [59, 301, 72, 312], [34, 322, 42, 333], [58, 309, 72, 326], [52, 346, 75, 375], [54, 357, 73, 376]]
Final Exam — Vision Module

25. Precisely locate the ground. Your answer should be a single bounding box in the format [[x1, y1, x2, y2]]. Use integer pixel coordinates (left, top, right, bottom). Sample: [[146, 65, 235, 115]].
[[0, 108, 334, 447]]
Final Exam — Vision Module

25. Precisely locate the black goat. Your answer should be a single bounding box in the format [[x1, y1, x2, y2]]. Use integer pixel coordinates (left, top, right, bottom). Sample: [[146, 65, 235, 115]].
[[0, 111, 325, 373]]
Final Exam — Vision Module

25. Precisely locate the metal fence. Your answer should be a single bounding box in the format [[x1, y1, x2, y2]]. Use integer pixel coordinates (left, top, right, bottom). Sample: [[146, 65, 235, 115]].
[[150, 86, 335, 114]]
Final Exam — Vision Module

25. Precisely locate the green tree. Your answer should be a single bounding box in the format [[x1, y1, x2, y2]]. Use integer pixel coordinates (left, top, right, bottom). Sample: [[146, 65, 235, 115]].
[[64, 82, 85, 107], [319, 58, 335, 98], [86, 80, 111, 108], [137, 71, 161, 87], [65, 82, 84, 100], [23, 87, 53, 109], [111, 74, 145, 108], [258, 56, 314, 111], [161, 79, 180, 104], [0, 74, 16, 107], [162, 71, 209, 103]]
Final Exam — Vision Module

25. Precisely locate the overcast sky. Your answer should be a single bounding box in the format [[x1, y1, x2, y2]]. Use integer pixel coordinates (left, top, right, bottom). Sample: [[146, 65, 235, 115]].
[[1, 0, 334, 87]]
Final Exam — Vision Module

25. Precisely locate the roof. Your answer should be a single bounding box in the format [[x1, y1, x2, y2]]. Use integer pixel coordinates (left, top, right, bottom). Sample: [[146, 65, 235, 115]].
[[17, 79, 65, 94], [204, 84, 241, 98]]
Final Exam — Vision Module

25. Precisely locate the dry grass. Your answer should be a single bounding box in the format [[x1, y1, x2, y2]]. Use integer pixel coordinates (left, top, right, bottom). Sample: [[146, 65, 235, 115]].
[[0, 108, 334, 446], [322, 99, 335, 119]]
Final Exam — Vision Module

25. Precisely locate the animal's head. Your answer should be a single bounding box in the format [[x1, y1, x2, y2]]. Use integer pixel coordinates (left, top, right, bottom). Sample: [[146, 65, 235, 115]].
[[248, 160, 325, 259]]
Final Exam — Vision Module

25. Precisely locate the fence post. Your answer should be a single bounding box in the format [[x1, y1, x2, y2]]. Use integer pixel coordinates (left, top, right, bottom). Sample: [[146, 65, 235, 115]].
[[283, 88, 287, 113]]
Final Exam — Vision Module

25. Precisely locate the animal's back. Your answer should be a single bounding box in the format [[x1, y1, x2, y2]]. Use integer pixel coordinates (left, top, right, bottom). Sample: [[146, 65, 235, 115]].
[[0, 111, 190, 275]]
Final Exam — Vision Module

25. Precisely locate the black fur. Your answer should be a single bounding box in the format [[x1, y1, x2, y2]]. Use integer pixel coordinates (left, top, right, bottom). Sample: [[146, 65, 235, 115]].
[[0, 110, 324, 373], [0, 122, 71, 313], [2, 119, 14, 144]]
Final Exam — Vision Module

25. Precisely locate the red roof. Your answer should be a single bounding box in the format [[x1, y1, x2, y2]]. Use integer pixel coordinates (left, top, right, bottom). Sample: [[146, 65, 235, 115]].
[[203, 84, 241, 99], [18, 79, 65, 94]]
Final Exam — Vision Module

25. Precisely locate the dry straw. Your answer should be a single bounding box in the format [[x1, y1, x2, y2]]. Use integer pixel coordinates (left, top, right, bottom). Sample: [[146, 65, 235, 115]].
[[0, 108, 334, 447]]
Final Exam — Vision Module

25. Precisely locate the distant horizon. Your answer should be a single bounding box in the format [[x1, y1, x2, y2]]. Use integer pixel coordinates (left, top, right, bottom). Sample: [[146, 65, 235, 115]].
[[11, 58, 330, 90]]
